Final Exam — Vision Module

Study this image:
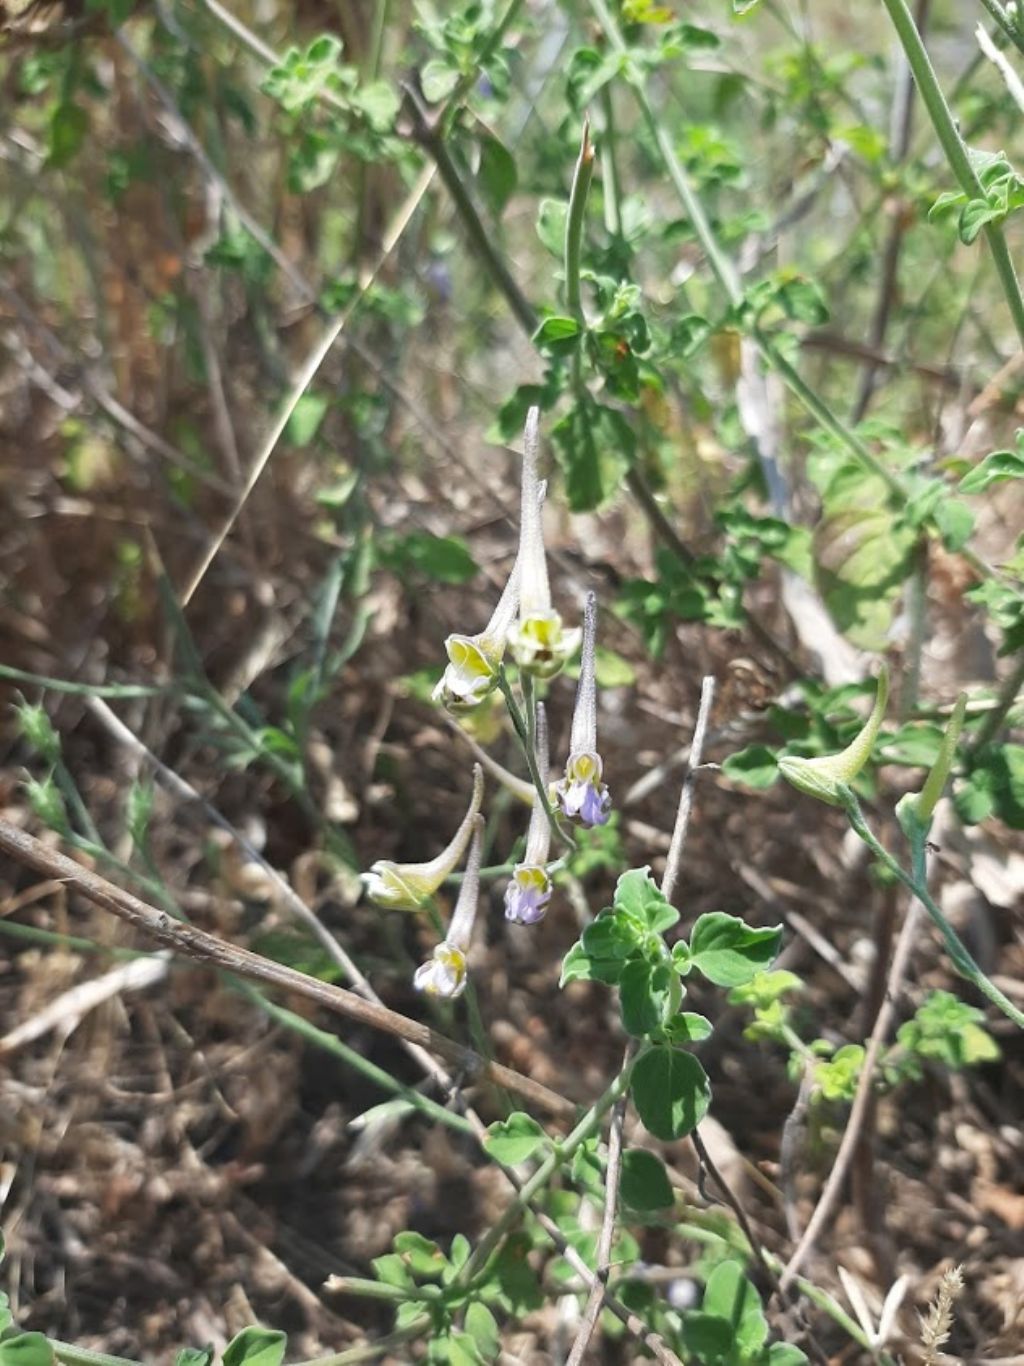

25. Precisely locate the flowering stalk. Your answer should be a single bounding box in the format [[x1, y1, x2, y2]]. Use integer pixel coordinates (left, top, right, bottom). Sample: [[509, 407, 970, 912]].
[[365, 765, 484, 909], [509, 408, 580, 679], [556, 591, 611, 827], [414, 815, 485, 999], [505, 703, 554, 925], [778, 666, 889, 807]]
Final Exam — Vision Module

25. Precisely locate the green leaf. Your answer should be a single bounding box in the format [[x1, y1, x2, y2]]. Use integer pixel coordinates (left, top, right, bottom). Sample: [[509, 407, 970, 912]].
[[897, 989, 1000, 1069], [815, 1043, 865, 1101], [353, 80, 399, 132], [701, 1260, 768, 1353], [284, 393, 329, 447], [421, 59, 459, 103], [680, 1313, 733, 1362], [0, 1338, 53, 1366], [768, 1346, 810, 1366], [175, 1352, 214, 1366], [721, 744, 779, 789], [594, 647, 636, 688], [728, 969, 802, 1009], [560, 939, 626, 985], [669, 313, 713, 358], [48, 103, 89, 168], [877, 723, 943, 768], [464, 1302, 500, 1360], [536, 198, 569, 256], [371, 1253, 414, 1289], [933, 497, 975, 551], [959, 197, 1002, 244], [682, 912, 782, 986], [619, 959, 681, 1037], [446, 1333, 485, 1366], [550, 399, 632, 512], [959, 448, 1024, 493], [477, 133, 517, 216], [620, 1148, 675, 1210], [493, 1233, 543, 1311], [221, 1329, 286, 1366], [664, 1011, 713, 1043], [532, 315, 581, 355], [384, 532, 479, 584], [582, 910, 643, 961], [613, 867, 679, 933], [631, 1046, 711, 1140], [393, 1231, 447, 1278], [483, 1112, 547, 1165]]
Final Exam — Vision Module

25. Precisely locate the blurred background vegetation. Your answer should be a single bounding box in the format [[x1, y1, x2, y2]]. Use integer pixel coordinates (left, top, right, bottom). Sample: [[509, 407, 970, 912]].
[[1, 0, 1023, 1362]]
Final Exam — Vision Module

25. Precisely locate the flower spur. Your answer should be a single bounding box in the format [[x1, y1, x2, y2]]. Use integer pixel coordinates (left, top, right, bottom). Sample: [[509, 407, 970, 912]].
[[508, 407, 580, 680], [364, 765, 484, 910], [556, 591, 611, 828]]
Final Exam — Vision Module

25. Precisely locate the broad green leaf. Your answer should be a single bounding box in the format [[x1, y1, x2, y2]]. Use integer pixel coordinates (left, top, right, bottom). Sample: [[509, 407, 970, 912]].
[[768, 1346, 810, 1366], [877, 724, 943, 768], [536, 198, 569, 256], [371, 1253, 414, 1288], [721, 744, 779, 789], [581, 910, 643, 960], [680, 1312, 732, 1361], [533, 316, 581, 355], [620, 1148, 675, 1210], [0, 1337, 52, 1366], [959, 448, 1024, 493], [493, 1233, 543, 1311], [477, 134, 517, 216], [559, 940, 627, 986], [222, 1329, 286, 1366], [284, 393, 329, 447], [48, 104, 89, 168], [384, 532, 478, 584], [933, 497, 975, 550], [815, 1043, 864, 1101], [421, 59, 459, 103], [613, 868, 679, 933], [682, 912, 782, 986], [393, 1230, 447, 1278], [664, 1011, 713, 1043], [464, 1302, 500, 1360], [483, 1112, 547, 1165], [619, 959, 681, 1037], [175, 1352, 214, 1366], [631, 1046, 711, 1140], [701, 1260, 768, 1353], [550, 400, 632, 512]]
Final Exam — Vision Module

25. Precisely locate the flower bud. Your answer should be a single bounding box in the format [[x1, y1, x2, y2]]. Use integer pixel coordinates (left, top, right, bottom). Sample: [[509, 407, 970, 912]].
[[778, 666, 889, 807], [556, 592, 611, 827], [896, 692, 967, 837], [414, 815, 485, 999], [505, 702, 554, 925]]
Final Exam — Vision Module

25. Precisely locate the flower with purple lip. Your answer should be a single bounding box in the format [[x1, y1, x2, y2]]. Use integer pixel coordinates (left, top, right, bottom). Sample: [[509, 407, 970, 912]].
[[555, 592, 611, 828], [413, 815, 485, 999], [504, 702, 555, 926]]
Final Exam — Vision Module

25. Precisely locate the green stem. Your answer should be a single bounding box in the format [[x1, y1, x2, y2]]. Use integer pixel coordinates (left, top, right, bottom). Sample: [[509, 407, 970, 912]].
[[496, 668, 575, 852], [297, 1046, 648, 1366], [880, 0, 1024, 350], [978, 0, 1024, 60], [564, 120, 594, 323], [842, 790, 1024, 1029]]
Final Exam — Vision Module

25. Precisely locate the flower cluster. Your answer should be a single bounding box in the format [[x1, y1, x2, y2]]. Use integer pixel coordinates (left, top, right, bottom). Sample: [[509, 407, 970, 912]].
[[364, 409, 614, 998]]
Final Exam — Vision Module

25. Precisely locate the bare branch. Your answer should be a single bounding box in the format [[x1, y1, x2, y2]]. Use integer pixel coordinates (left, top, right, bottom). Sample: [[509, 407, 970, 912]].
[[662, 675, 716, 905]]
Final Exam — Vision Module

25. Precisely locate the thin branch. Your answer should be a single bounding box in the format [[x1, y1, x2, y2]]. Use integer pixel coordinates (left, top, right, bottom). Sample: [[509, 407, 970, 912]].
[[662, 675, 716, 905], [779, 899, 922, 1289], [0, 818, 573, 1119], [565, 1043, 634, 1366]]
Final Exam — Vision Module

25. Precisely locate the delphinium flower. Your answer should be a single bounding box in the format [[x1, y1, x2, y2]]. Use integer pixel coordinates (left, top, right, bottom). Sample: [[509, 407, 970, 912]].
[[433, 561, 519, 713], [364, 765, 484, 909], [413, 815, 484, 999], [508, 407, 580, 680], [556, 591, 611, 827], [504, 703, 554, 925]]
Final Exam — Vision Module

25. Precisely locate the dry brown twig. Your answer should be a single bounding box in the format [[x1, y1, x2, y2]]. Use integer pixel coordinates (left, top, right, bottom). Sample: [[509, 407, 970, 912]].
[[0, 817, 572, 1119]]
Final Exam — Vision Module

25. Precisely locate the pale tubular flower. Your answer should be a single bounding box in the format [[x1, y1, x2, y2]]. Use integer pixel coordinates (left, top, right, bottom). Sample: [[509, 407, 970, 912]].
[[433, 562, 519, 712], [414, 815, 485, 999], [505, 703, 554, 925], [777, 666, 889, 807], [556, 591, 611, 827], [509, 407, 580, 679], [365, 765, 484, 910]]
